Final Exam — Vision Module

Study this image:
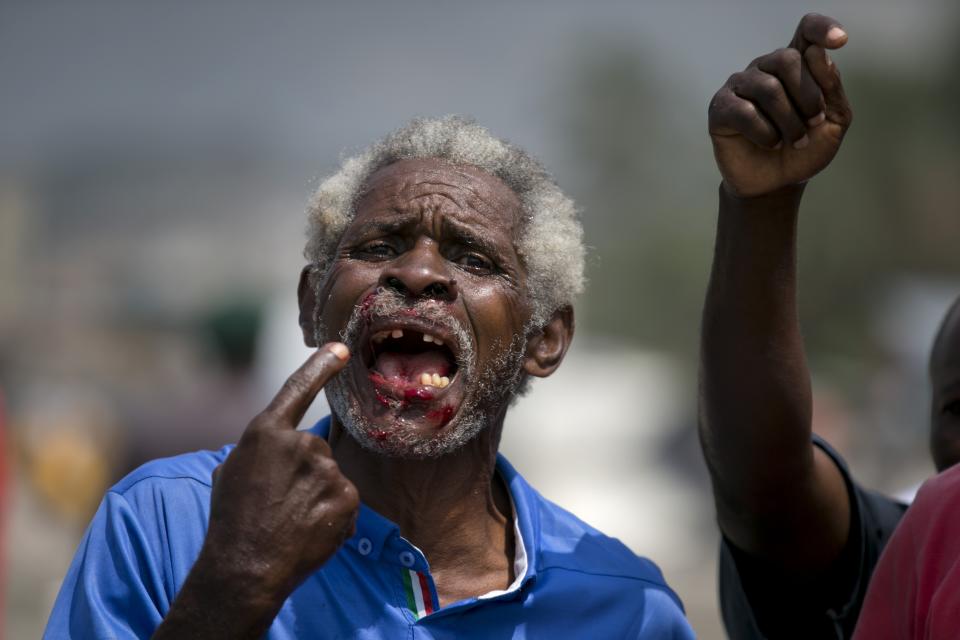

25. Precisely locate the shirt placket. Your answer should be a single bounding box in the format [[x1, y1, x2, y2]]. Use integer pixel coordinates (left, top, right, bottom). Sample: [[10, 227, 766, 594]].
[[386, 536, 439, 623]]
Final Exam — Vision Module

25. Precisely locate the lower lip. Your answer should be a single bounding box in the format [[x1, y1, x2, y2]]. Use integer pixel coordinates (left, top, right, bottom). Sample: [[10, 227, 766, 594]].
[[365, 371, 458, 428], [426, 405, 455, 427], [404, 387, 435, 401], [368, 372, 449, 406]]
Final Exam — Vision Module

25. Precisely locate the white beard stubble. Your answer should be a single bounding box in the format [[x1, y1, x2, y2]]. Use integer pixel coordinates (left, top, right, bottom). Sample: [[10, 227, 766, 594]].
[[314, 285, 527, 459]]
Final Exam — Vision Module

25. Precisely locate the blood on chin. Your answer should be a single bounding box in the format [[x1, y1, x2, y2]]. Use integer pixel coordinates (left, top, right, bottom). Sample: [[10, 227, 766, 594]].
[[363, 370, 458, 430], [333, 378, 475, 459]]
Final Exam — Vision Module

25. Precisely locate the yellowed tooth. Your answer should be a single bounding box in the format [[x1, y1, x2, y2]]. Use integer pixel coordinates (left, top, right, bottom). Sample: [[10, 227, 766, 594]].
[[440, 376, 450, 388], [372, 331, 387, 343], [432, 373, 441, 387], [419, 372, 431, 386], [423, 334, 434, 343], [391, 329, 403, 339], [434, 338, 444, 346]]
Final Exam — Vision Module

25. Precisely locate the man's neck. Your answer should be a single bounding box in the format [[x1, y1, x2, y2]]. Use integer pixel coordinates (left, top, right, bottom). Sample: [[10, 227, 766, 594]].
[[328, 417, 516, 605]]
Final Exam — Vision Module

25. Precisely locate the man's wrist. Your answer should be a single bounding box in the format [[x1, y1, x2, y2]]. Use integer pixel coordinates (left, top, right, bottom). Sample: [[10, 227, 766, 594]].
[[719, 181, 807, 213], [154, 545, 290, 639], [190, 542, 292, 611]]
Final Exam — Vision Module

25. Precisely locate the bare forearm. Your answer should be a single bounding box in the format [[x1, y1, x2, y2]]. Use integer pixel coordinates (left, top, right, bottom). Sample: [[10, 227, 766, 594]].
[[699, 184, 814, 518], [700, 13, 854, 572]]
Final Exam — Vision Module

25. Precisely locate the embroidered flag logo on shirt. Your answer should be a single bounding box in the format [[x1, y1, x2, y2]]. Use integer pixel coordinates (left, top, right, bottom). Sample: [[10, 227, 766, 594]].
[[402, 569, 435, 620]]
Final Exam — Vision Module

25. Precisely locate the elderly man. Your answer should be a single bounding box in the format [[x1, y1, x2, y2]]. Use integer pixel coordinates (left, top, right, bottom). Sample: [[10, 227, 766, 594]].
[[45, 118, 694, 638], [700, 12, 960, 639]]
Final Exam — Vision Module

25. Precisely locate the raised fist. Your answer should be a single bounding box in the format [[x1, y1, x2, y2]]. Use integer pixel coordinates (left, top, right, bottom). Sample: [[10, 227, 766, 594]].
[[708, 13, 853, 197]]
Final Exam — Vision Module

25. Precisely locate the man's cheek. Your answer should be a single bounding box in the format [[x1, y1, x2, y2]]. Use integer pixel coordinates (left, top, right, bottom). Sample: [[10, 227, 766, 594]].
[[317, 269, 361, 326], [475, 299, 528, 339]]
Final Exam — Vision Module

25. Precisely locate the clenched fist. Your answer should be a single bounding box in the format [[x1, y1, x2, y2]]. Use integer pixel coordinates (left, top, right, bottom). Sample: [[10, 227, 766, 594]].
[[709, 13, 853, 197]]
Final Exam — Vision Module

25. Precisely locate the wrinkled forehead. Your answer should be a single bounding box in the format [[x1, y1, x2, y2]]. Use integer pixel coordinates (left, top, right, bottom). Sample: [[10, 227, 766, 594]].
[[355, 158, 524, 231]]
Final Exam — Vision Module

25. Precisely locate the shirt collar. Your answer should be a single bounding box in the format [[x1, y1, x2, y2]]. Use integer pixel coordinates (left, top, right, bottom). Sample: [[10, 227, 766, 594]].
[[307, 416, 539, 590]]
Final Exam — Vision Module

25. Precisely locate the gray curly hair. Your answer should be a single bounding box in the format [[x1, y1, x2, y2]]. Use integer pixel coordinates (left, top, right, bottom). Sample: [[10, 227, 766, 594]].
[[304, 116, 585, 327]]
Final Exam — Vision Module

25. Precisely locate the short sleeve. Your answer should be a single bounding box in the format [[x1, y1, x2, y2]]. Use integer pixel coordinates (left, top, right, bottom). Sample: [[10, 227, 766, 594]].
[[717, 436, 908, 639], [44, 490, 170, 639], [628, 587, 696, 639]]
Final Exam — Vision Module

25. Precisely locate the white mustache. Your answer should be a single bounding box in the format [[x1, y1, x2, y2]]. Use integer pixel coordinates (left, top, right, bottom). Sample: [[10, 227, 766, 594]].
[[340, 287, 474, 370]]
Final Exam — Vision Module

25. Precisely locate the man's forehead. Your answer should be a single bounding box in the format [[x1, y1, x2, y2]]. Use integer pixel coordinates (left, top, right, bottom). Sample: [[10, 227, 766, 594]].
[[359, 158, 522, 216]]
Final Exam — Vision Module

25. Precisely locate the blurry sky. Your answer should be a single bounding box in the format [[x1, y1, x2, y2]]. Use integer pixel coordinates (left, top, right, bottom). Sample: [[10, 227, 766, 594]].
[[3, 0, 956, 323], [3, 0, 956, 171]]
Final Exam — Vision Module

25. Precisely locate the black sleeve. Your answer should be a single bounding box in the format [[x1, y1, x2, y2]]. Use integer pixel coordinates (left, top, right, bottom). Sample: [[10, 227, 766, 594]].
[[717, 436, 909, 639]]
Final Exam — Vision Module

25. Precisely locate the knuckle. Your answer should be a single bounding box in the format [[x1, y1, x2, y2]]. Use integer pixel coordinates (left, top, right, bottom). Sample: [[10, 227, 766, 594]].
[[294, 436, 333, 468], [727, 100, 758, 127], [776, 47, 802, 67], [241, 416, 270, 441], [308, 433, 333, 455], [340, 482, 360, 511], [281, 375, 311, 400], [316, 451, 343, 478], [708, 89, 734, 117], [757, 74, 782, 97], [247, 411, 269, 430]]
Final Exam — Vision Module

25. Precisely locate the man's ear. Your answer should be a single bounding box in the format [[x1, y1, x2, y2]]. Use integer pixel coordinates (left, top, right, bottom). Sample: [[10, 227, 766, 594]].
[[523, 305, 575, 378], [297, 265, 318, 347]]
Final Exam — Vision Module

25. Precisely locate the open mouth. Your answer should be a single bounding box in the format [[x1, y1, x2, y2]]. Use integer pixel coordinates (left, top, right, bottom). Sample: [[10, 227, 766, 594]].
[[361, 321, 462, 407]]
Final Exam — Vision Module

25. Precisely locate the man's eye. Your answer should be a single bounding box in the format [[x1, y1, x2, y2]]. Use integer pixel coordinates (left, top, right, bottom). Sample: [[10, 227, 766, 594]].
[[455, 253, 494, 273], [357, 242, 397, 259]]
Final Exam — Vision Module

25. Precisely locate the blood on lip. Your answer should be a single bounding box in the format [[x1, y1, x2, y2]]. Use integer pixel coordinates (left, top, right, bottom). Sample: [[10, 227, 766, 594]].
[[404, 387, 435, 402], [368, 372, 437, 405], [359, 291, 378, 317], [374, 387, 393, 408], [426, 405, 455, 428], [366, 372, 455, 428]]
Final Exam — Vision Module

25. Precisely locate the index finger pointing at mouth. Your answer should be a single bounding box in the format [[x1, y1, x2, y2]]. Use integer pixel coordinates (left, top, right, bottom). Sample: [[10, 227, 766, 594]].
[[789, 13, 848, 52], [262, 342, 351, 428]]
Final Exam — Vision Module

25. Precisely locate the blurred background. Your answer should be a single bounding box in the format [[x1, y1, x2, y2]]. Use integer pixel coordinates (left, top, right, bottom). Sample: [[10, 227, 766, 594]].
[[2, 0, 959, 637]]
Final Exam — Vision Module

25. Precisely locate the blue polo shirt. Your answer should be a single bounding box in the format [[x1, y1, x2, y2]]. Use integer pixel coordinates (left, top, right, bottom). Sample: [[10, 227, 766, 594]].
[[46, 417, 694, 639]]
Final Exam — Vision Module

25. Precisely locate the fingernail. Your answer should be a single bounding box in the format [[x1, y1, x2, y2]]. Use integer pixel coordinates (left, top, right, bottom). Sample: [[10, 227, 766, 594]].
[[808, 112, 826, 127], [328, 342, 350, 360], [793, 135, 810, 150], [828, 27, 847, 43]]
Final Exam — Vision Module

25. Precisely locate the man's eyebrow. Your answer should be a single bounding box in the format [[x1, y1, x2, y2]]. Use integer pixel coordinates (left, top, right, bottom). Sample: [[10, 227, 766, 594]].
[[440, 218, 511, 258], [358, 212, 420, 235]]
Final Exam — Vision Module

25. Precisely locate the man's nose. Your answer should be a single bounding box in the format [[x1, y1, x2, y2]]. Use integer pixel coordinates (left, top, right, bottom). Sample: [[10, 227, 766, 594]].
[[378, 241, 458, 303]]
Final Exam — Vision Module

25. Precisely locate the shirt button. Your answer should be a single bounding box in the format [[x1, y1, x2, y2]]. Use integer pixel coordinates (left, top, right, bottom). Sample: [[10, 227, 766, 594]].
[[357, 538, 373, 556], [399, 551, 416, 567]]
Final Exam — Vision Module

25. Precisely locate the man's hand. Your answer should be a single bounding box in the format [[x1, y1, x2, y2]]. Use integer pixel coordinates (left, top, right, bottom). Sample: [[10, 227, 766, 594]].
[[708, 13, 852, 197], [154, 343, 359, 639], [205, 343, 359, 600]]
